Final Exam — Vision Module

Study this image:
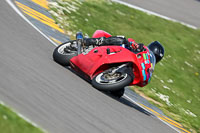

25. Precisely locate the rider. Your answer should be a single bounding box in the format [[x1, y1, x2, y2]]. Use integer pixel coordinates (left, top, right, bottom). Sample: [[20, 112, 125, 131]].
[[80, 30, 165, 64]]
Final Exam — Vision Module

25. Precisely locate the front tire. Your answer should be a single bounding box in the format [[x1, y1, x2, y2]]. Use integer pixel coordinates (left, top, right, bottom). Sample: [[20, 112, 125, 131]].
[[92, 68, 133, 91], [53, 41, 77, 66]]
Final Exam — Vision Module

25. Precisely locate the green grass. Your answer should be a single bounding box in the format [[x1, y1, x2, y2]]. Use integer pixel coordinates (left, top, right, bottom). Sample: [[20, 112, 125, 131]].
[[0, 103, 44, 133], [49, 0, 200, 132]]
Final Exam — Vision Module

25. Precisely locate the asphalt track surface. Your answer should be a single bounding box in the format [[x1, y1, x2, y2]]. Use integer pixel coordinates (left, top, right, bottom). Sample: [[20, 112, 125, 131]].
[[0, 0, 181, 133], [121, 0, 200, 28]]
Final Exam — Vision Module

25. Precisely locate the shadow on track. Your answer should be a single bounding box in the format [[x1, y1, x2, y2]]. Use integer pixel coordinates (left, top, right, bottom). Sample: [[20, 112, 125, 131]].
[[106, 92, 152, 116], [62, 65, 152, 117]]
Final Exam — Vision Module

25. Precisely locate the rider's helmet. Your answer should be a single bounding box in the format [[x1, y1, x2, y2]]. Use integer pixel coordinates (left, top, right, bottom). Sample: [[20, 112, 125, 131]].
[[147, 41, 165, 63]]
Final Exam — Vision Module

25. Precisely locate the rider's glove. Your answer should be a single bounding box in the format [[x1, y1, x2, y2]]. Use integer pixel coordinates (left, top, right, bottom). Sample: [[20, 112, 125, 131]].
[[131, 42, 144, 52]]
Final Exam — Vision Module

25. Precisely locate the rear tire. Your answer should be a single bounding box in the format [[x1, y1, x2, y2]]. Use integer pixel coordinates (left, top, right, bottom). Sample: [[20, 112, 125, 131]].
[[53, 42, 77, 66]]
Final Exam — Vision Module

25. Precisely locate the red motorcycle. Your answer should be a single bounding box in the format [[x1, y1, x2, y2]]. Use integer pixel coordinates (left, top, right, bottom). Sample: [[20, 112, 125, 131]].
[[53, 31, 155, 95]]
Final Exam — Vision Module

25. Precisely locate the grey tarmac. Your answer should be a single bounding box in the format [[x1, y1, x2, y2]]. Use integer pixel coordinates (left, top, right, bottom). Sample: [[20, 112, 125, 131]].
[[120, 0, 200, 28]]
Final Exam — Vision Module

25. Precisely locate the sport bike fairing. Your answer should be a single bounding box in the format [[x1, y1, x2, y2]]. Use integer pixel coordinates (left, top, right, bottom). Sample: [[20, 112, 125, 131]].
[[70, 30, 154, 87], [70, 46, 138, 77], [70, 45, 154, 87]]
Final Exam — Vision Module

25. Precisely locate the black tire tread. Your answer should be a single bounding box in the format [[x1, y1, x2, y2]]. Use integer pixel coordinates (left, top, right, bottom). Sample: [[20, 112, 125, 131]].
[[53, 42, 77, 66], [92, 72, 133, 91]]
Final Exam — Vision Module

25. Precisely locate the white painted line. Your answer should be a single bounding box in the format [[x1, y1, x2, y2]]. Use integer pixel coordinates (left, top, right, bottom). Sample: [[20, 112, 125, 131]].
[[123, 94, 181, 133], [0, 101, 47, 132], [112, 0, 197, 29], [6, 0, 58, 47], [5, 0, 57, 132]]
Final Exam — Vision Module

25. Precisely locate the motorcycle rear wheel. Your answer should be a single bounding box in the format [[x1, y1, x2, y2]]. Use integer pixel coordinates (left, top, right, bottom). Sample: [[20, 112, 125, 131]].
[[92, 69, 133, 91], [53, 41, 77, 66]]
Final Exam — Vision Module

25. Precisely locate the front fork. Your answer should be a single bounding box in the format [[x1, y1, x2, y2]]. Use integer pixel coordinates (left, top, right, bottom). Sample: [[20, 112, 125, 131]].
[[109, 63, 134, 80]]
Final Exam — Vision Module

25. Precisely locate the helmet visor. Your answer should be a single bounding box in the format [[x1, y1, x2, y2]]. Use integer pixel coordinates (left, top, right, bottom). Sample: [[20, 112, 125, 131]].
[[148, 49, 156, 70]]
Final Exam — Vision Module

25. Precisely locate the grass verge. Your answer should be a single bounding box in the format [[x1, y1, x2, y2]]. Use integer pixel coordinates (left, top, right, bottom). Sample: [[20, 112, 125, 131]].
[[48, 0, 200, 132], [0, 103, 43, 133]]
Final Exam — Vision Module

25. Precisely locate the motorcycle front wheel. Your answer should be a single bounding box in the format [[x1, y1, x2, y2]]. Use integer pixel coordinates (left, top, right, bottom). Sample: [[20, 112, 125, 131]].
[[92, 68, 133, 91]]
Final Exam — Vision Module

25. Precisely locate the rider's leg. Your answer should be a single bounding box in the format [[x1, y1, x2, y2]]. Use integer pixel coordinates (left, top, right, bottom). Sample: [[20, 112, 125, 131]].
[[84, 36, 128, 46]]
